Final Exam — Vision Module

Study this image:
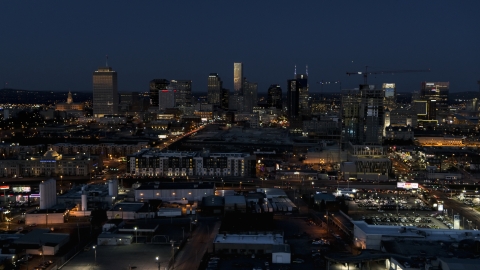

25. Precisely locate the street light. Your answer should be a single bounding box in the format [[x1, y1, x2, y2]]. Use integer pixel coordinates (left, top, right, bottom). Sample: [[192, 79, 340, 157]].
[[170, 240, 177, 270], [240, 181, 242, 190], [156, 256, 160, 270], [93, 245, 97, 266], [134, 227, 137, 244]]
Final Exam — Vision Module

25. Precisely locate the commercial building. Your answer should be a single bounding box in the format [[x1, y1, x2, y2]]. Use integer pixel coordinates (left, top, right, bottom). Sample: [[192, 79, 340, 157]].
[[158, 88, 176, 111], [382, 83, 396, 110], [286, 79, 300, 119], [296, 73, 309, 115], [233, 63, 243, 95], [243, 79, 257, 113], [126, 149, 256, 177], [51, 142, 148, 159], [207, 73, 223, 105], [267, 84, 282, 109], [420, 82, 449, 119], [170, 79, 192, 107], [149, 79, 169, 107], [341, 85, 384, 145], [93, 66, 118, 117], [0, 149, 101, 177]]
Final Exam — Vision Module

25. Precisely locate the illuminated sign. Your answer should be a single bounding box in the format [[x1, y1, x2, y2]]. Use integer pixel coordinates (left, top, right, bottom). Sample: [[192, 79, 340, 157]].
[[437, 204, 443, 211], [13, 187, 31, 193], [397, 182, 418, 189], [29, 194, 40, 198], [0, 185, 9, 190]]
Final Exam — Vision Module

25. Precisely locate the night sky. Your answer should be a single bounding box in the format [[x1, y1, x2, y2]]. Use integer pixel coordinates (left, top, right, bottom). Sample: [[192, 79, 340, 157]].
[[1, 1, 479, 94]]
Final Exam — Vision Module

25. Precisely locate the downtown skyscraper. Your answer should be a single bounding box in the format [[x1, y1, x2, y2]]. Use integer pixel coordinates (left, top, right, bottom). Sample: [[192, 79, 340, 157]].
[[149, 79, 169, 107], [230, 62, 244, 111], [170, 79, 192, 107], [243, 78, 257, 113], [207, 73, 223, 105], [267, 84, 283, 109], [233, 63, 243, 95], [93, 66, 118, 117]]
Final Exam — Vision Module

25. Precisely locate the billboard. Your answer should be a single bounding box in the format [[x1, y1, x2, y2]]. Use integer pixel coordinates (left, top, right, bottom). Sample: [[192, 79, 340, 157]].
[[12, 186, 31, 193], [397, 182, 418, 189]]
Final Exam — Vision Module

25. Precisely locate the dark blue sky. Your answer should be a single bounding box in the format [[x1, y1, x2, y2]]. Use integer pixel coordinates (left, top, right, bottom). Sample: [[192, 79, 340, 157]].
[[1, 1, 479, 94]]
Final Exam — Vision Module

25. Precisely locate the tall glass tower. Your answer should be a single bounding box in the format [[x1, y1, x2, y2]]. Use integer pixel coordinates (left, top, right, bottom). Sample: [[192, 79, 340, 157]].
[[233, 63, 243, 95], [93, 67, 118, 117]]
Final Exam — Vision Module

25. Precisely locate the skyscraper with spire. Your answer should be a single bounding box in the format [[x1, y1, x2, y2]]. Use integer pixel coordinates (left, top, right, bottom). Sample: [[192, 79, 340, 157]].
[[93, 63, 118, 117]]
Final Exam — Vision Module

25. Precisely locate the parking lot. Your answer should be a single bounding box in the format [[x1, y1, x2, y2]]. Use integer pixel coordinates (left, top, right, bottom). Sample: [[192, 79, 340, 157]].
[[348, 190, 451, 229]]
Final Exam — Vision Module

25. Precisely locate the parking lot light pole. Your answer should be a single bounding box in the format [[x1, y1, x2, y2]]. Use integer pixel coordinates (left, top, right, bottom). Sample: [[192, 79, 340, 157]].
[[134, 227, 137, 243], [156, 256, 160, 270]]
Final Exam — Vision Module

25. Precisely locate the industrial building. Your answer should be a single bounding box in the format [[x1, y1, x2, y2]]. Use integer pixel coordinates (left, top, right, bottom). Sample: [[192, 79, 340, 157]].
[[134, 182, 215, 202], [14, 229, 70, 255], [107, 202, 155, 220], [59, 180, 119, 217]]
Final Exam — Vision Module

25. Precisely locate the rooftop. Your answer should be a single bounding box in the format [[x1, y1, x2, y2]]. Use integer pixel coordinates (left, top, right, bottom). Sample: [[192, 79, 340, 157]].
[[136, 181, 215, 190], [214, 233, 284, 245]]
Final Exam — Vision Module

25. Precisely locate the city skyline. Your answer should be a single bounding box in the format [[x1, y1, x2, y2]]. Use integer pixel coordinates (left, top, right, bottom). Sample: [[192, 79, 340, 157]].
[[1, 1, 479, 93]]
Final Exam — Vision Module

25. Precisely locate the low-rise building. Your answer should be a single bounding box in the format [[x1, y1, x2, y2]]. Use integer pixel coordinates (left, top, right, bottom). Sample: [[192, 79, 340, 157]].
[[134, 182, 215, 203]]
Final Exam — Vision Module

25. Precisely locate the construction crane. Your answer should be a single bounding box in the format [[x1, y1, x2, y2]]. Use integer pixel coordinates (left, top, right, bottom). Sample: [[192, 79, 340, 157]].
[[346, 66, 430, 85]]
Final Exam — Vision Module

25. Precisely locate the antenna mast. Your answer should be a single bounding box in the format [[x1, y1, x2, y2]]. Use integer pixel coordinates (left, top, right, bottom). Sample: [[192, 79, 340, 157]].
[[106, 55, 109, 67]]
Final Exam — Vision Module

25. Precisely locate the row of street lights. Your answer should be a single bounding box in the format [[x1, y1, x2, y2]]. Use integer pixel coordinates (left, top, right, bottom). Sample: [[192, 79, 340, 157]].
[[91, 245, 167, 270]]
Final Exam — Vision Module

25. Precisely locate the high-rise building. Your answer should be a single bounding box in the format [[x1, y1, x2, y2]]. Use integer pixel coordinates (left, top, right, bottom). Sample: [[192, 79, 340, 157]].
[[287, 79, 300, 119], [296, 74, 309, 115], [221, 88, 229, 110], [159, 88, 176, 111], [207, 73, 223, 105], [243, 78, 257, 113], [382, 83, 396, 110], [93, 67, 118, 117], [267, 84, 283, 109], [341, 85, 384, 145], [233, 63, 243, 95], [170, 80, 192, 107], [149, 79, 169, 107], [420, 82, 449, 117]]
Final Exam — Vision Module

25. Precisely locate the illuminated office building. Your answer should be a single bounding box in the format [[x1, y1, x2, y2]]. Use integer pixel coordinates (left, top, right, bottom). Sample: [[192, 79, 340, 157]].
[[382, 83, 396, 110], [159, 88, 176, 111], [420, 82, 449, 117], [267, 84, 283, 109], [93, 67, 118, 118], [243, 78, 257, 113], [207, 73, 223, 105], [233, 63, 243, 95], [296, 74, 309, 115], [149, 79, 169, 107], [170, 79, 192, 107]]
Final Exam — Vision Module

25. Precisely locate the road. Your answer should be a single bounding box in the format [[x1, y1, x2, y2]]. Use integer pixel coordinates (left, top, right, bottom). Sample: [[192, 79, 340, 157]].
[[430, 189, 480, 229], [172, 217, 220, 270]]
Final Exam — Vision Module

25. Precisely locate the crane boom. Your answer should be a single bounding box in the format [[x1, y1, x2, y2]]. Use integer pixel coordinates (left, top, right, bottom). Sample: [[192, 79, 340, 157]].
[[346, 66, 430, 84]]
